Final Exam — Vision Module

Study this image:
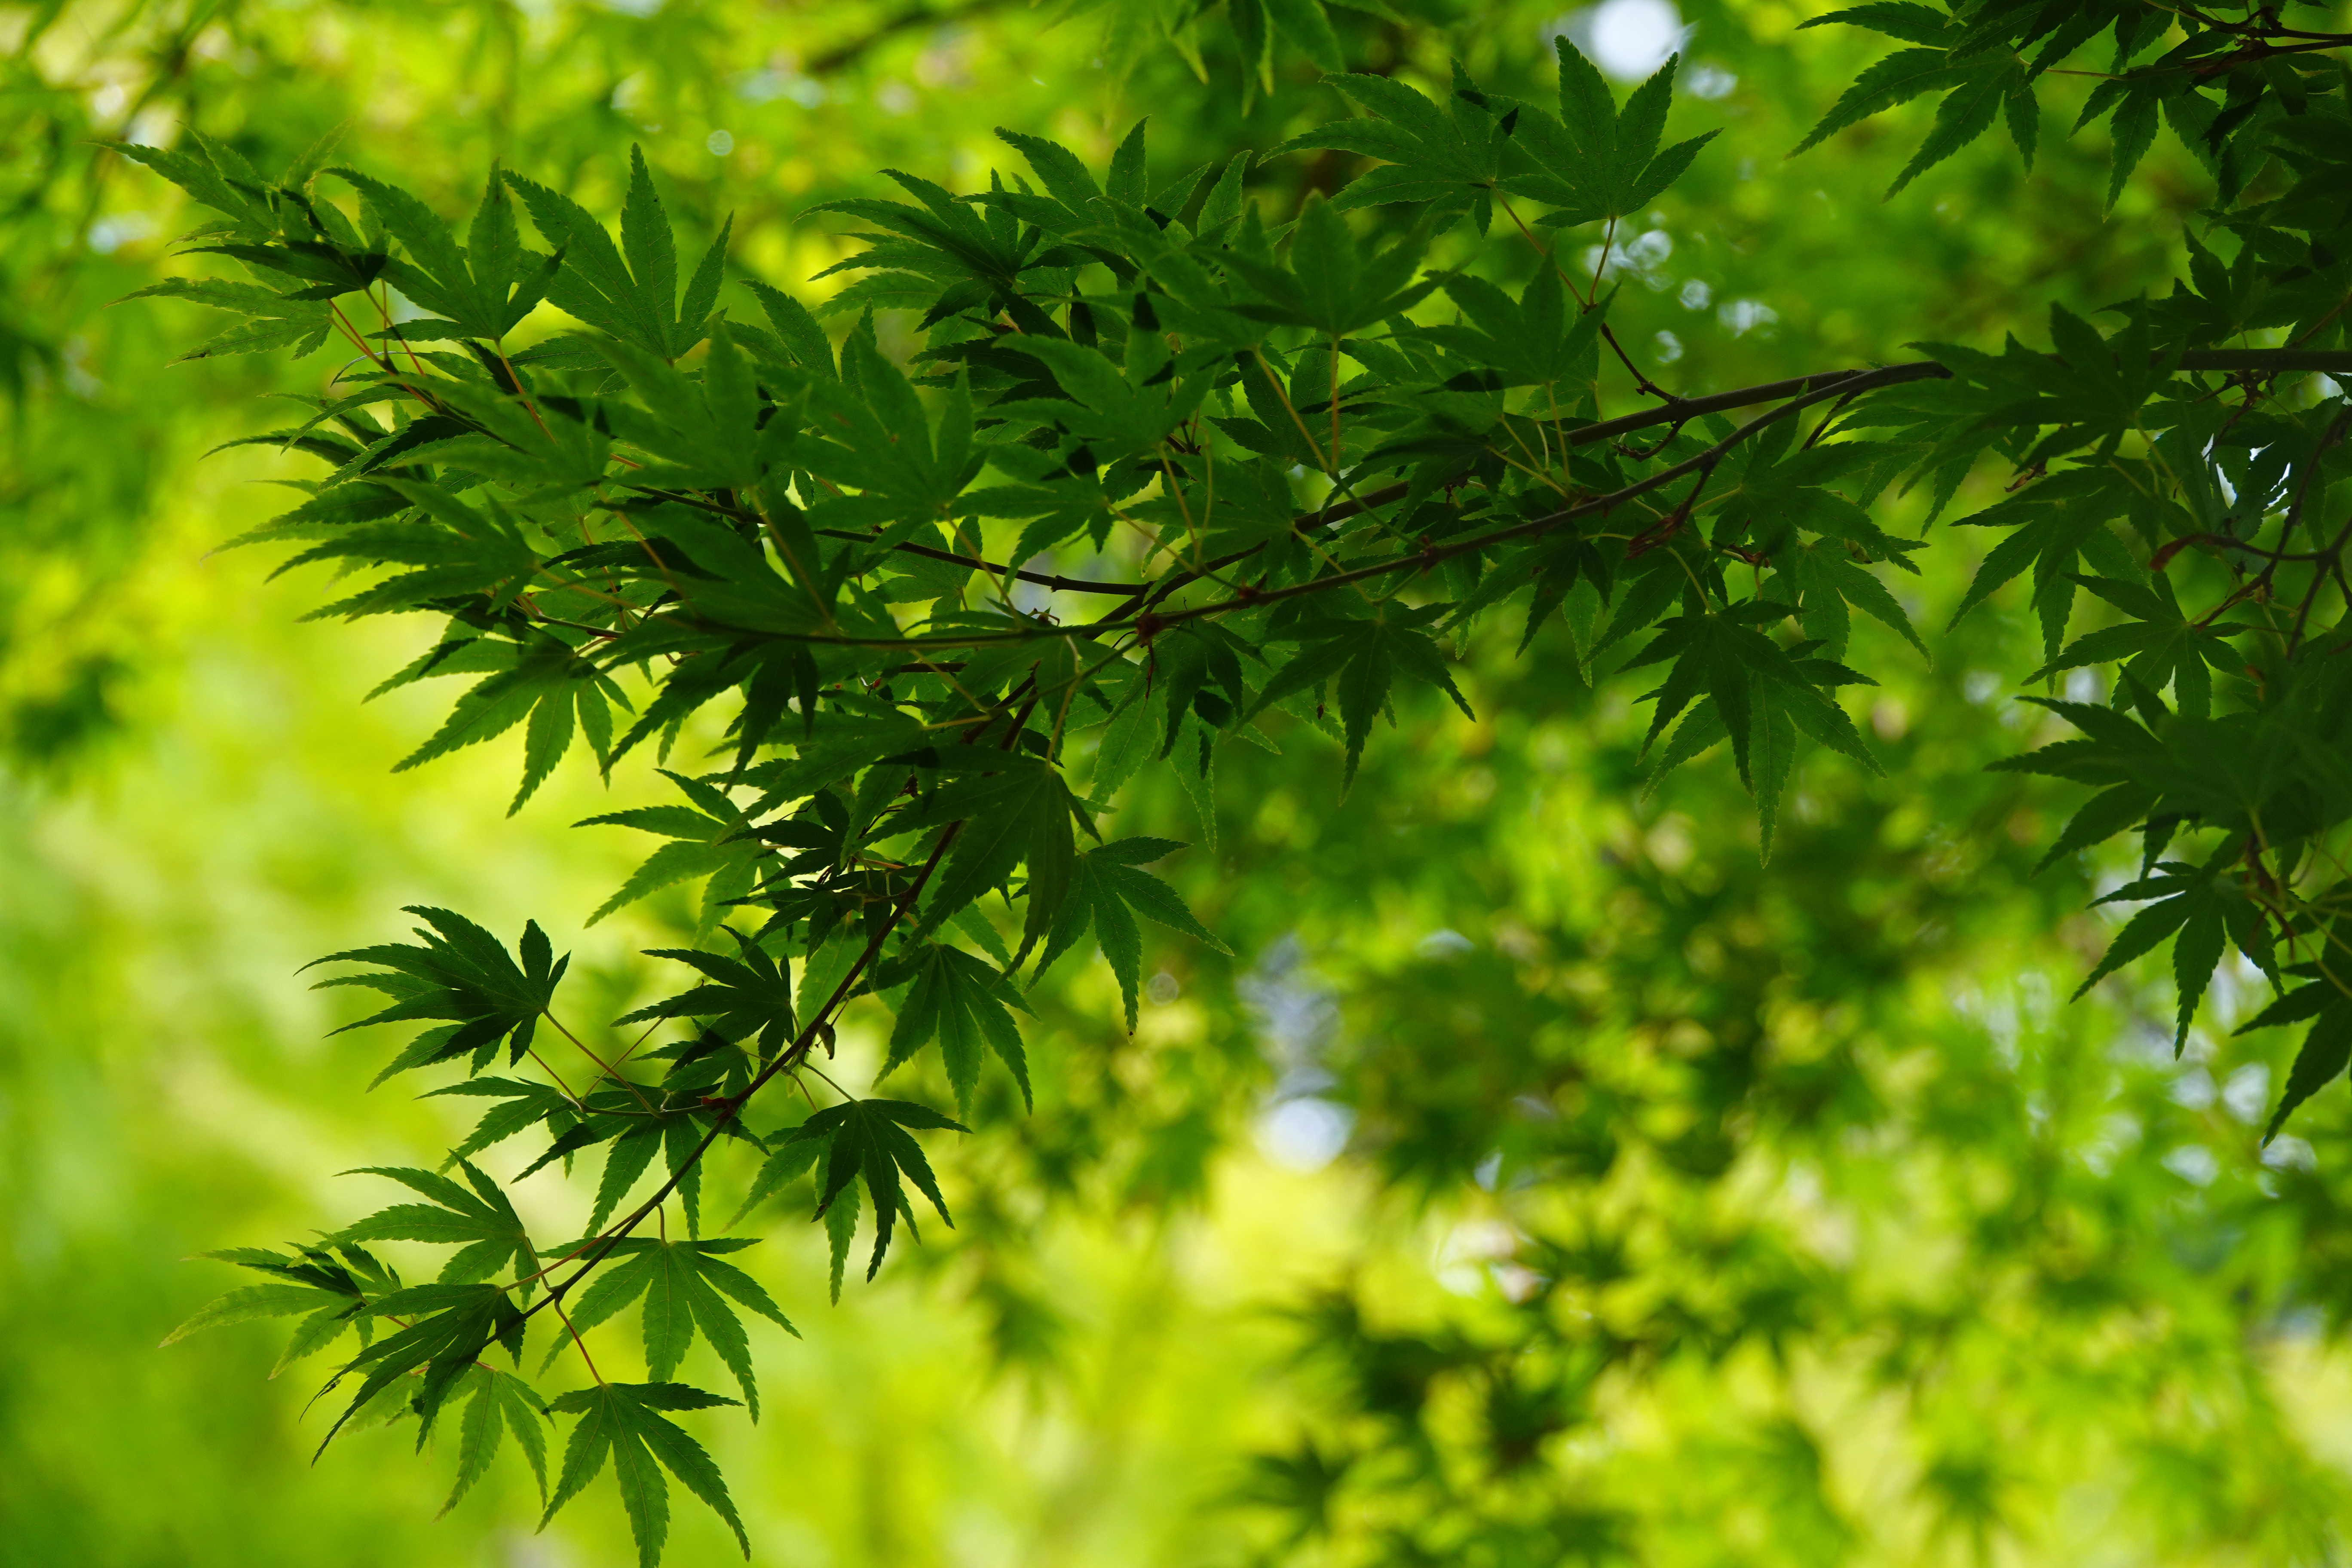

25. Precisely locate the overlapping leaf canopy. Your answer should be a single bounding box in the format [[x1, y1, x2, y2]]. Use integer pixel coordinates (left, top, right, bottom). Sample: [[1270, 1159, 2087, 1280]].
[[122, 3, 2352, 1562]]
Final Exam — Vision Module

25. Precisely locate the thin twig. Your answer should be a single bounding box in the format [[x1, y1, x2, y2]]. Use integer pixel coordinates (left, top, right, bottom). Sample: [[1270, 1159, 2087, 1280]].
[[511, 691, 1041, 1323]]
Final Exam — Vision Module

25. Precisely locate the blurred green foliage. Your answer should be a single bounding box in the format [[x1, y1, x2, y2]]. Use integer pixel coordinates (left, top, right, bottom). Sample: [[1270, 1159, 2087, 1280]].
[[7, 0, 2352, 1565]]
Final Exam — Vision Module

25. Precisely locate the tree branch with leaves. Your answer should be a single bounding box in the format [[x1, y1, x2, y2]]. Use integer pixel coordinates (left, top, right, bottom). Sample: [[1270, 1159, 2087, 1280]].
[[140, 11, 2352, 1562]]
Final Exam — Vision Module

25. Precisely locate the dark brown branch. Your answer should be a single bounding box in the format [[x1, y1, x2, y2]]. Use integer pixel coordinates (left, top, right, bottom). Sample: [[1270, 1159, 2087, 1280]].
[[608, 347, 2352, 652], [515, 690, 1040, 1326], [1087, 362, 1954, 629], [694, 346, 2352, 650], [1133, 362, 1915, 629], [1259, 346, 2346, 568], [815, 530, 1147, 595]]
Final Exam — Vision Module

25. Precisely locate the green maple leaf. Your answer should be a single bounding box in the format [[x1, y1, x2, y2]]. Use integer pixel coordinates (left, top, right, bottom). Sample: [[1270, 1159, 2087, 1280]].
[[336, 1160, 539, 1286], [2233, 937, 2352, 1141], [1947, 467, 2142, 657], [587, 1122, 668, 1234], [874, 941, 1035, 1114], [1868, 52, 2024, 197], [593, 323, 796, 493], [504, 1074, 751, 1228], [785, 1098, 968, 1280], [1409, 266, 1605, 390], [1261, 0, 1345, 74], [1708, 422, 1930, 662], [890, 750, 1087, 948], [624, 505, 838, 643], [542, 1382, 749, 1567], [372, 628, 617, 814], [111, 132, 376, 357], [321, 1281, 526, 1453], [159, 1280, 357, 1348], [2034, 304, 2166, 448], [617, 930, 797, 1059], [1789, 43, 1962, 158], [2028, 573, 2242, 720], [1788, 548, 1929, 662], [795, 335, 981, 531], [805, 167, 1055, 331], [2269, 998, 2352, 1140], [331, 164, 562, 342], [1986, 692, 2239, 872], [990, 334, 1215, 463], [506, 146, 727, 361], [440, 1364, 552, 1516], [1917, 305, 2165, 471], [309, 907, 568, 1081], [1276, 63, 1524, 230], [989, 126, 1118, 230], [2078, 848, 2276, 1050], [578, 771, 767, 930], [117, 275, 335, 360], [111, 128, 308, 239], [1254, 603, 1476, 791], [726, 1133, 824, 1235], [283, 479, 542, 622], [1032, 838, 1229, 1030], [1625, 603, 1881, 849], [1222, 194, 1440, 340], [1504, 41, 1720, 229], [980, 121, 1213, 251], [424, 1076, 576, 1166], [558, 1238, 796, 1419], [166, 1243, 393, 1375]]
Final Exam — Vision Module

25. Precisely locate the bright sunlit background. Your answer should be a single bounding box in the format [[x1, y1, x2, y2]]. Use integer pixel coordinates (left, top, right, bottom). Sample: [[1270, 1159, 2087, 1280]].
[[9, 0, 2352, 1564]]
